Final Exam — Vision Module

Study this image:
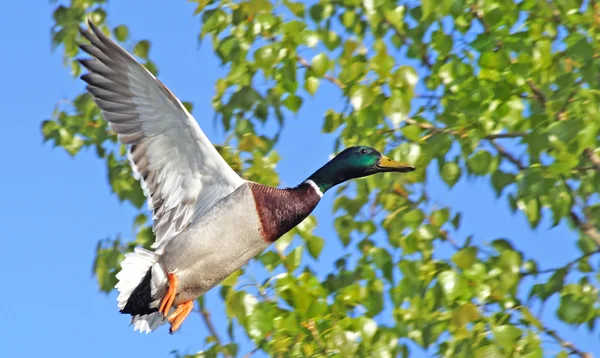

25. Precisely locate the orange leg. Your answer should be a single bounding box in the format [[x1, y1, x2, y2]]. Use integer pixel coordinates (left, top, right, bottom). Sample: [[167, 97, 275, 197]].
[[167, 301, 194, 334], [159, 273, 178, 317]]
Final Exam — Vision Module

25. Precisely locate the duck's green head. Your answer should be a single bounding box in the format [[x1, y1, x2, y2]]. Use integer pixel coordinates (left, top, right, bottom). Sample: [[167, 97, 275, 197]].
[[306, 146, 415, 193]]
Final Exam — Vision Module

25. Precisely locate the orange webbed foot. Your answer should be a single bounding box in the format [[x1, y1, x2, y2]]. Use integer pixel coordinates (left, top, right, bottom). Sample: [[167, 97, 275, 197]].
[[168, 301, 194, 334]]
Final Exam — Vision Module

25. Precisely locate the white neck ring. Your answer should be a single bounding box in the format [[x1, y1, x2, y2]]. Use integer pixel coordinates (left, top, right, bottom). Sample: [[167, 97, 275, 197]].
[[304, 180, 324, 198]]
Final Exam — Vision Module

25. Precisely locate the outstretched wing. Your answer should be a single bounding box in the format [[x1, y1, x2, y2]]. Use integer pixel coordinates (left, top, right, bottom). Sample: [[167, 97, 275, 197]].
[[78, 21, 245, 249]]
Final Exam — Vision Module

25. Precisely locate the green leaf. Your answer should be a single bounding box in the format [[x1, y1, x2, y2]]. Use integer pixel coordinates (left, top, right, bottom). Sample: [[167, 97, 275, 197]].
[[311, 53, 329, 77], [557, 294, 589, 324], [452, 247, 477, 269], [283, 95, 303, 113], [192, 0, 213, 15], [142, 60, 158, 76], [370, 247, 393, 282], [222, 269, 243, 291], [475, 345, 503, 358], [391, 66, 418, 89], [132, 213, 147, 229], [491, 171, 515, 197], [430, 208, 449, 227], [282, 20, 306, 39], [451, 302, 480, 327], [216, 36, 241, 63], [349, 86, 374, 111], [281, 59, 297, 93], [201, 9, 227, 37], [135, 226, 154, 247], [93, 239, 122, 293], [182, 101, 194, 113], [323, 109, 342, 133], [306, 235, 324, 259], [479, 52, 500, 68], [578, 236, 597, 255], [300, 30, 319, 48], [467, 150, 492, 175], [284, 0, 305, 17], [254, 44, 278, 69], [309, 3, 333, 22], [546, 119, 584, 146], [258, 251, 281, 271], [113, 25, 129, 42], [358, 317, 378, 341], [419, 0, 432, 19], [229, 86, 260, 111], [522, 197, 541, 228], [133, 40, 150, 59], [438, 270, 465, 300], [247, 302, 274, 341], [304, 76, 319, 95], [384, 6, 405, 30], [492, 325, 522, 353], [498, 250, 521, 291], [383, 93, 410, 126], [341, 11, 356, 29], [441, 161, 461, 187], [285, 246, 303, 271], [322, 30, 340, 51]]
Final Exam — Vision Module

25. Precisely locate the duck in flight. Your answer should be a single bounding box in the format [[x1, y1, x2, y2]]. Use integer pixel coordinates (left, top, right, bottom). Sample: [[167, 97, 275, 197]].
[[77, 20, 415, 334]]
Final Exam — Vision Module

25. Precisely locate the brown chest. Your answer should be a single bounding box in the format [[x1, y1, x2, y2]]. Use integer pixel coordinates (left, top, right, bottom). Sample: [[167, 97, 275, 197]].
[[249, 182, 321, 242]]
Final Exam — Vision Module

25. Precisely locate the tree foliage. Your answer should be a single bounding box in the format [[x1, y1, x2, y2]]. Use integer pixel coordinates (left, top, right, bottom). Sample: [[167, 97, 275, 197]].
[[45, 0, 600, 356]]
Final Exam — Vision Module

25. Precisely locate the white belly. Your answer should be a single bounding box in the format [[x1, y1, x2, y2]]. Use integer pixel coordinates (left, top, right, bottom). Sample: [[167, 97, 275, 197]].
[[158, 184, 269, 304]]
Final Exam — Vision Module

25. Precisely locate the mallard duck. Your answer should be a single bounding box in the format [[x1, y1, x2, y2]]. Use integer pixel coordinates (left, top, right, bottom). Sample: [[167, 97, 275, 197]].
[[77, 20, 415, 334]]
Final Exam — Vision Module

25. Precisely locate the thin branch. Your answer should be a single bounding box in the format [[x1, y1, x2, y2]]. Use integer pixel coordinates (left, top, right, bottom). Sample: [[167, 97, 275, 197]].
[[380, 13, 409, 45], [562, 179, 600, 246], [570, 210, 600, 246], [296, 55, 345, 89], [470, 5, 491, 34], [544, 328, 594, 358], [199, 308, 231, 357], [439, 229, 461, 250], [527, 79, 548, 108], [242, 347, 261, 358], [490, 140, 526, 170], [473, 4, 549, 111], [383, 117, 528, 142], [522, 248, 600, 276], [476, 0, 551, 113], [302, 319, 329, 354], [583, 148, 600, 171], [556, 84, 580, 120], [470, 4, 504, 48], [421, 46, 433, 70], [404, 118, 454, 135], [417, 94, 443, 100], [484, 132, 528, 139]]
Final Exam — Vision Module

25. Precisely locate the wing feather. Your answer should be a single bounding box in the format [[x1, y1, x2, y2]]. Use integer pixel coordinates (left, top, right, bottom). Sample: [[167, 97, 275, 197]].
[[78, 21, 245, 249]]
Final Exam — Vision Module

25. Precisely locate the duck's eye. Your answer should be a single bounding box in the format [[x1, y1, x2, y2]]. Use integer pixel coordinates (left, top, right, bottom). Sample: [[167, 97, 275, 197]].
[[360, 148, 368, 154]]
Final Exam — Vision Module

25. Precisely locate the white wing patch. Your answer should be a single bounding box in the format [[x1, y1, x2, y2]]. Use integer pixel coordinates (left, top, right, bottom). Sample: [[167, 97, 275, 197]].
[[78, 21, 245, 249]]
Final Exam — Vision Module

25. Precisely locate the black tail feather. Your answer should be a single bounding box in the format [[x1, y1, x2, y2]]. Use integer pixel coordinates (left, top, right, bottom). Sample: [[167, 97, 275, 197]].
[[120, 269, 158, 315]]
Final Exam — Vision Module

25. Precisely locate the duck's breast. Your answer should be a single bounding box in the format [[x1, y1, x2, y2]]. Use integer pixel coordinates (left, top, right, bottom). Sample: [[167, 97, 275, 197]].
[[159, 183, 268, 303]]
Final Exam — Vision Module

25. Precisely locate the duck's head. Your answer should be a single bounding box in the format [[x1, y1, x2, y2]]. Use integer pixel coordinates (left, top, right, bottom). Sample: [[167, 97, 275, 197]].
[[306, 146, 415, 193]]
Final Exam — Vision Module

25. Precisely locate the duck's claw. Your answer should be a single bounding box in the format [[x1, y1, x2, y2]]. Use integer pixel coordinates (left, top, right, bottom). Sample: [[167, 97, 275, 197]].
[[168, 301, 194, 334]]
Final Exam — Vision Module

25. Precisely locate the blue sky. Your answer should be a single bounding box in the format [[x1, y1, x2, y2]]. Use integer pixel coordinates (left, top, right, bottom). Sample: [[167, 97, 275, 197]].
[[1, 1, 598, 357]]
